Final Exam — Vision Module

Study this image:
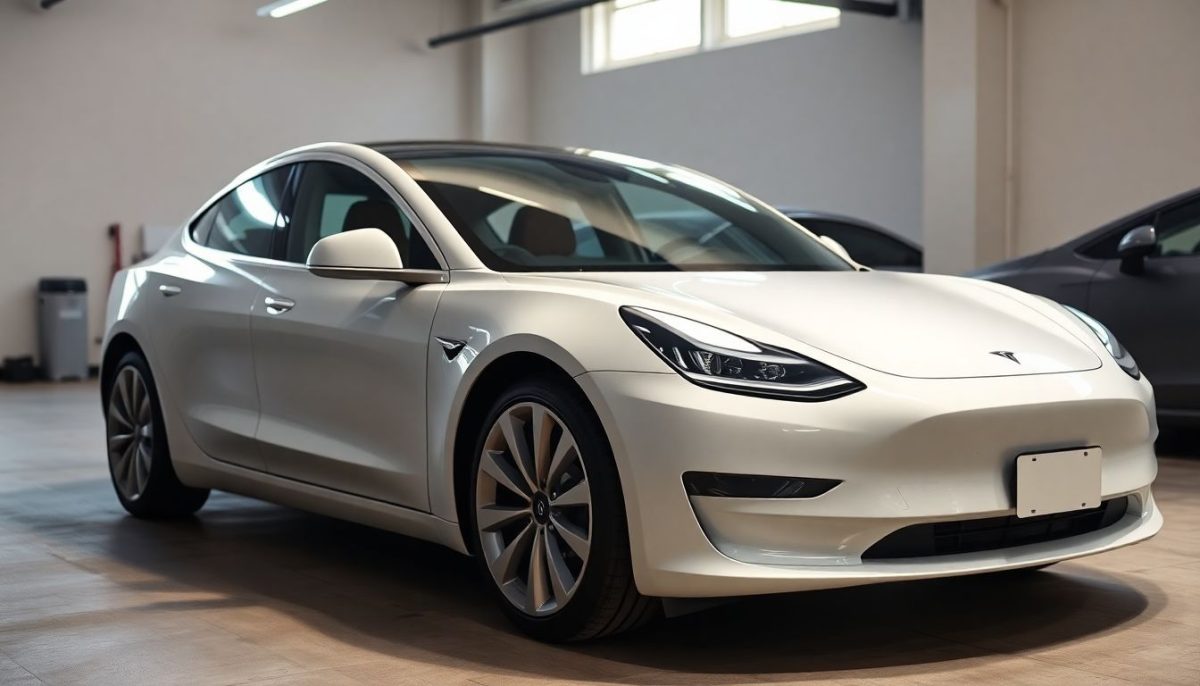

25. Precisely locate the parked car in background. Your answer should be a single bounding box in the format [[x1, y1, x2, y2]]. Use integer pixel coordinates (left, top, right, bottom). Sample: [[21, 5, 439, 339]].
[[780, 209, 923, 271], [971, 187, 1200, 428]]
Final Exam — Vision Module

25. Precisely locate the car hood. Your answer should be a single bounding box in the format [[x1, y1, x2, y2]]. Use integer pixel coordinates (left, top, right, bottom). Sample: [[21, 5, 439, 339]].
[[533, 271, 1101, 379]]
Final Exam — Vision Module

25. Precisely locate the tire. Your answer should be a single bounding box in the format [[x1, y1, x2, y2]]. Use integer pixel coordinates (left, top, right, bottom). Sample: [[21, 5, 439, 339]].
[[104, 351, 209, 518], [467, 376, 659, 642]]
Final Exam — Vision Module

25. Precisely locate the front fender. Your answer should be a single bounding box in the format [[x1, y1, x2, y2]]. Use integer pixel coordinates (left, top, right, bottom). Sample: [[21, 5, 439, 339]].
[[424, 271, 666, 526]]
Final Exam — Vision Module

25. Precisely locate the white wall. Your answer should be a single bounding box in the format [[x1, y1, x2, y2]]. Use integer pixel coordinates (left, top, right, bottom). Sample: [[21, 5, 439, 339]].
[[524, 11, 924, 241], [1012, 0, 1200, 255], [922, 0, 1011, 275], [0, 0, 469, 365]]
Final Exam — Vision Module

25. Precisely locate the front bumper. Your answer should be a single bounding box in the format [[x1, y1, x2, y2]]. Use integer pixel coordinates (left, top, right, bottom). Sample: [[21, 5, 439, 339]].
[[576, 368, 1161, 598]]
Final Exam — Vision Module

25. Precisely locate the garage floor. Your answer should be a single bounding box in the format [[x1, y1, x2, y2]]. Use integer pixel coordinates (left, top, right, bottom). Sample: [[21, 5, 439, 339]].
[[1, 383, 1197, 686]]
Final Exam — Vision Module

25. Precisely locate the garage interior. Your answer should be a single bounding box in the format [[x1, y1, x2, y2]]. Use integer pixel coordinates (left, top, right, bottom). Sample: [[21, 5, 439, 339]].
[[1, 0, 1198, 684]]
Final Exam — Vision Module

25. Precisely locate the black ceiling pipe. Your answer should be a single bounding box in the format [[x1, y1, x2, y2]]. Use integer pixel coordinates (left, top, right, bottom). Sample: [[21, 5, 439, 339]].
[[793, 0, 899, 17], [428, 0, 606, 48], [40, 0, 67, 8], [428, 0, 908, 49]]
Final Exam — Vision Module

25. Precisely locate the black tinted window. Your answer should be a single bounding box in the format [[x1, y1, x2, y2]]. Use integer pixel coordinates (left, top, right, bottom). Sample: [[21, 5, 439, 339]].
[[1078, 197, 1200, 260], [283, 162, 438, 269], [204, 167, 292, 258], [1154, 199, 1200, 258], [190, 204, 217, 246], [801, 219, 921, 269]]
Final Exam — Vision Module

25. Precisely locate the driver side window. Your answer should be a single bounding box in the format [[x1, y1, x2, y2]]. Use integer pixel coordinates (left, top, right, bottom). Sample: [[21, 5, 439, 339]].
[[1154, 199, 1200, 258], [280, 162, 438, 269]]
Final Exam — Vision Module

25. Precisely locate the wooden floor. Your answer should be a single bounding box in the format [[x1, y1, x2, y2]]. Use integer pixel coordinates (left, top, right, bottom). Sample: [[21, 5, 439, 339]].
[[1, 382, 1197, 686]]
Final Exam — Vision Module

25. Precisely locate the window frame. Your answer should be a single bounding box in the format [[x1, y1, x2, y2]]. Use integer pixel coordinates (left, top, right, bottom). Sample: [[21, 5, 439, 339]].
[[278, 160, 444, 267], [182, 153, 448, 273], [189, 165, 297, 260], [583, 0, 841, 74]]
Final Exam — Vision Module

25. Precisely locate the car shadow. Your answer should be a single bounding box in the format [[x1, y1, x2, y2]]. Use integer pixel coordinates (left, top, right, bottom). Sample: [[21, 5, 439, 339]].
[[3, 477, 1165, 682]]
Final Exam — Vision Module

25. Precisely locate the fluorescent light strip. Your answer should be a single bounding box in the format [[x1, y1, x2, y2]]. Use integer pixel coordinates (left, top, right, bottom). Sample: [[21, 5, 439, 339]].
[[257, 0, 330, 19]]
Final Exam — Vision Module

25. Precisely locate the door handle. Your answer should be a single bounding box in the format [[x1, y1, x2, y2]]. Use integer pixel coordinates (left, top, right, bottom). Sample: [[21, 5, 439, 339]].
[[158, 284, 182, 297], [264, 296, 295, 315]]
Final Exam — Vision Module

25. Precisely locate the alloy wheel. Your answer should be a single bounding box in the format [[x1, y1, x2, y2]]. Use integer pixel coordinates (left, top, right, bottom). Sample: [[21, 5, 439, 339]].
[[107, 366, 154, 501], [476, 401, 592, 616]]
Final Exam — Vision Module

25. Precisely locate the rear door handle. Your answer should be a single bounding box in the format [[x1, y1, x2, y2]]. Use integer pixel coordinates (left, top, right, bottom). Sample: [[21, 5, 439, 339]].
[[158, 284, 182, 297], [264, 296, 295, 315]]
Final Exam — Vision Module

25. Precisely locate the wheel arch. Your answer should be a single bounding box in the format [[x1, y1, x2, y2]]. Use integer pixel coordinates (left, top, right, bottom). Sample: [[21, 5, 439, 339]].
[[100, 332, 147, 408], [449, 351, 613, 553]]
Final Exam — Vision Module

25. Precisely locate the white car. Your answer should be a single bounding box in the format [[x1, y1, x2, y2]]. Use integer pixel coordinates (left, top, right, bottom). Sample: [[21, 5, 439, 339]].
[[102, 142, 1162, 642]]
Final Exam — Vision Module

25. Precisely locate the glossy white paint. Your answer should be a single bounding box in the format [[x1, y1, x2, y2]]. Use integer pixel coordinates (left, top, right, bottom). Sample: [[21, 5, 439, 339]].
[[103, 143, 1161, 600], [307, 228, 405, 270]]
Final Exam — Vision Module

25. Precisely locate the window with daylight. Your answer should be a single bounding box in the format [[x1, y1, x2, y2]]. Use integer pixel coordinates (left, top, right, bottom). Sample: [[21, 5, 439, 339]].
[[585, 0, 841, 73]]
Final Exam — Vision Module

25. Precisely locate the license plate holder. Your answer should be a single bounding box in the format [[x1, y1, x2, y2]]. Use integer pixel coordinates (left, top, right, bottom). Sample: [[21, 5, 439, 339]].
[[1015, 447, 1101, 519]]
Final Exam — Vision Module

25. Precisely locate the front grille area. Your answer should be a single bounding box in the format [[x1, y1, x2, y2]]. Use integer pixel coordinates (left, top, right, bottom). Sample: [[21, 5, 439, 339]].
[[862, 497, 1130, 560]]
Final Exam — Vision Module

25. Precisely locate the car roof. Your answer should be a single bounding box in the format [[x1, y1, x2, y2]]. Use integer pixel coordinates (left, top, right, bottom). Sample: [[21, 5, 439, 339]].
[[364, 140, 578, 159], [776, 208, 922, 250]]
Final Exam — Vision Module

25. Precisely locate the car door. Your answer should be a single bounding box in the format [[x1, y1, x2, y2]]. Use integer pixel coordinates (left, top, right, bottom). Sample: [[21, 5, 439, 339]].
[[246, 159, 446, 509], [150, 166, 294, 471], [1088, 195, 1200, 418]]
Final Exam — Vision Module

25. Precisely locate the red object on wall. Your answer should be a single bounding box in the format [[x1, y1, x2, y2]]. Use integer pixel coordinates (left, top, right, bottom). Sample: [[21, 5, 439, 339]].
[[107, 223, 121, 284]]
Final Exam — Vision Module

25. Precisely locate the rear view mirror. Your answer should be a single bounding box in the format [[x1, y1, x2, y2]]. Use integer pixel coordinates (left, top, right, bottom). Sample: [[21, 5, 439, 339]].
[[1117, 225, 1156, 275], [307, 229, 445, 285]]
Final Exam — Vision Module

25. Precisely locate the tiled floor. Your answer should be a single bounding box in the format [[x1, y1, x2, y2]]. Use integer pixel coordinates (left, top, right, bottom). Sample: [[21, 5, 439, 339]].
[[1, 382, 1197, 685]]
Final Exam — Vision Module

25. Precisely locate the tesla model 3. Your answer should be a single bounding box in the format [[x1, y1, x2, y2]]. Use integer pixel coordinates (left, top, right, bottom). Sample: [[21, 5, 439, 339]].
[[102, 142, 1162, 641]]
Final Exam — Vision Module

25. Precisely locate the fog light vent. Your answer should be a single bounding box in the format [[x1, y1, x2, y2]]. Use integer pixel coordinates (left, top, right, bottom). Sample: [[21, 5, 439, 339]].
[[683, 471, 840, 498]]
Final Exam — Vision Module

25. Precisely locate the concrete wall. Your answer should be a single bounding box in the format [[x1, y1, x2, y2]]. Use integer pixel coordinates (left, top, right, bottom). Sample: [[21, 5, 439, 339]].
[[923, 0, 1200, 273], [524, 10, 924, 242], [1012, 0, 1200, 255], [922, 0, 1011, 275], [0, 0, 469, 365]]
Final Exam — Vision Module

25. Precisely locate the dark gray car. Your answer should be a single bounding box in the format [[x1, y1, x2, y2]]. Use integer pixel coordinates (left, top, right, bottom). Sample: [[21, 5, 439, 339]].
[[780, 209, 923, 271], [971, 188, 1200, 427]]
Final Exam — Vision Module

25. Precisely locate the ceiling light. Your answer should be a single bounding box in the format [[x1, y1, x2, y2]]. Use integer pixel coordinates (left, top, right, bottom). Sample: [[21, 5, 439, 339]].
[[257, 0, 330, 19]]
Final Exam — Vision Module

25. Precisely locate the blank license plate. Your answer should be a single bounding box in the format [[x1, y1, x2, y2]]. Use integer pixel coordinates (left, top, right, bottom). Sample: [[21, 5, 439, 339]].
[[1015, 448, 1101, 519]]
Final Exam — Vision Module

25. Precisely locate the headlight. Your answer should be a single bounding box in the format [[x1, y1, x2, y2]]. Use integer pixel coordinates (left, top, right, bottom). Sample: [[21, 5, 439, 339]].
[[1062, 305, 1140, 379], [620, 307, 865, 401]]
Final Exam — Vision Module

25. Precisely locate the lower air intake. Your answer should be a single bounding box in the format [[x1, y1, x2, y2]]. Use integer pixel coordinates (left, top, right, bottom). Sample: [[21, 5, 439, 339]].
[[862, 497, 1130, 560]]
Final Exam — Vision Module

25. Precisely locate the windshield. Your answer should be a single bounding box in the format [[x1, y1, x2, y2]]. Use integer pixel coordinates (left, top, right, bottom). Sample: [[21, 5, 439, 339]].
[[392, 151, 851, 273]]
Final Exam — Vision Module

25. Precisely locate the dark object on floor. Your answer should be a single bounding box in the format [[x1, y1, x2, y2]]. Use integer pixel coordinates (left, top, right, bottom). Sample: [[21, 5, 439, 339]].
[[1, 356, 37, 383], [37, 277, 89, 381]]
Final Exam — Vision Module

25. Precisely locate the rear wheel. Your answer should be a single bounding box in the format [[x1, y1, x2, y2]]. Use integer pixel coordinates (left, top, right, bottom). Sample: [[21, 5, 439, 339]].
[[468, 378, 658, 641], [105, 352, 209, 518]]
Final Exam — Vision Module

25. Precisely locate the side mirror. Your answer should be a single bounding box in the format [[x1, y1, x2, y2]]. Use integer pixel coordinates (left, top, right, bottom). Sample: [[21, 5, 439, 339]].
[[306, 229, 445, 285], [1117, 224, 1156, 275], [818, 235, 864, 269]]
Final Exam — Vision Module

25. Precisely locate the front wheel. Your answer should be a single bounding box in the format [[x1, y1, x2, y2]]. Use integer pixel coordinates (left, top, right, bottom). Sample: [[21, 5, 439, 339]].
[[105, 351, 209, 518], [468, 378, 658, 641]]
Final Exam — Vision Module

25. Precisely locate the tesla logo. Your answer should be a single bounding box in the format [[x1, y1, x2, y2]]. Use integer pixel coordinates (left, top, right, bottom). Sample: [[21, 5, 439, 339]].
[[990, 351, 1020, 364], [535, 501, 547, 517]]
